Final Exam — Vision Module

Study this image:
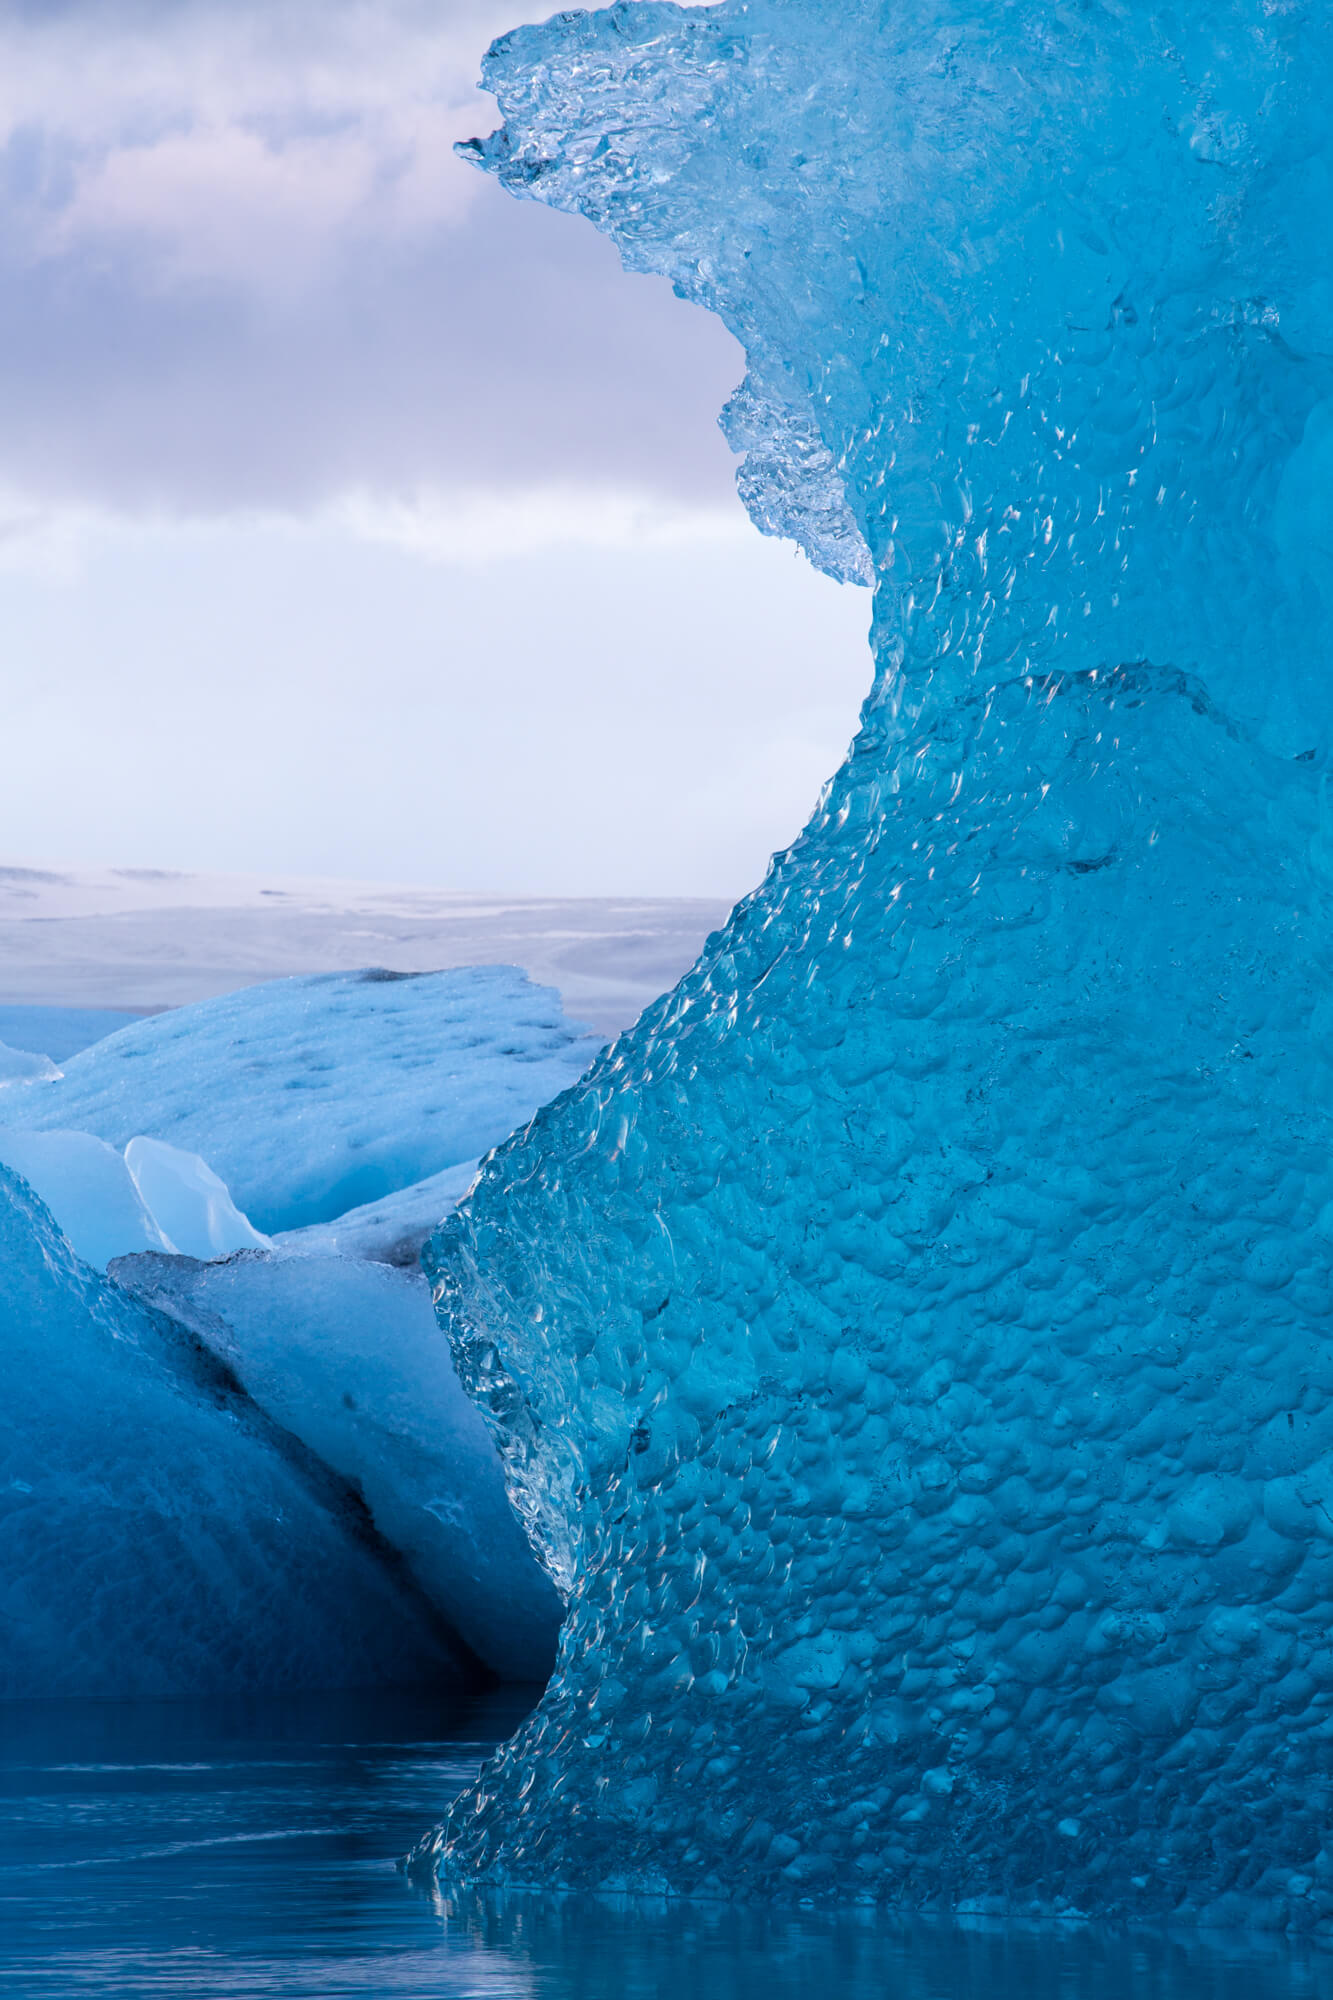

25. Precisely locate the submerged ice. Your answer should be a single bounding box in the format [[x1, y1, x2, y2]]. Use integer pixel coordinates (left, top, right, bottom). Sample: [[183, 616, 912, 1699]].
[[413, 0, 1333, 1925]]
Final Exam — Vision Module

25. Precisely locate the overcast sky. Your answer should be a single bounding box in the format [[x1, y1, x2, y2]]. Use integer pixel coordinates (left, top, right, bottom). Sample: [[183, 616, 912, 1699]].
[[0, 0, 871, 899]]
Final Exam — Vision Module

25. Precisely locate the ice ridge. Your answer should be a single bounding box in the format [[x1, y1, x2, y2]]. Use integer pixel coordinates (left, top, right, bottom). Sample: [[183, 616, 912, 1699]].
[[415, 0, 1333, 1923]]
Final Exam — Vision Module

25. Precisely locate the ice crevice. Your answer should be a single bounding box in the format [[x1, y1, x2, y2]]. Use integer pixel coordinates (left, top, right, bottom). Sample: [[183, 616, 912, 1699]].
[[406, 0, 1333, 1924]]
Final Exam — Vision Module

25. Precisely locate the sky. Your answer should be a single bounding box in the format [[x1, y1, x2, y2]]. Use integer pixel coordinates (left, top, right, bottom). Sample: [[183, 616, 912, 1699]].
[[0, 0, 872, 899]]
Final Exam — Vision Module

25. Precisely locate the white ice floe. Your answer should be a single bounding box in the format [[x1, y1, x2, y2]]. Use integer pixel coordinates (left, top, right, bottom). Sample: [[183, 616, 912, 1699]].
[[0, 1165, 464, 1700], [0, 959, 586, 1690], [275, 1157, 479, 1266]]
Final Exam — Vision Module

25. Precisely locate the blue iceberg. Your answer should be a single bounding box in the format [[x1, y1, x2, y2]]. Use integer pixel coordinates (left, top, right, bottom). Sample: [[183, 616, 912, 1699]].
[[413, 0, 1333, 1924]]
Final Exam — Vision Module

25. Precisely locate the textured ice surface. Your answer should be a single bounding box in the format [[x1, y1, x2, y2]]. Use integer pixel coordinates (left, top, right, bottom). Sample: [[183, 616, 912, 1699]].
[[415, 0, 1333, 1924], [0, 1128, 175, 1267], [0, 967, 596, 1233], [124, 1135, 271, 1261], [112, 1250, 562, 1682], [0, 1166, 465, 1699]]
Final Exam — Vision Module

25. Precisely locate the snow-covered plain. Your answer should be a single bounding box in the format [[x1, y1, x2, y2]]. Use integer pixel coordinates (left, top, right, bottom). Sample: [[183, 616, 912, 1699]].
[[0, 863, 727, 1037]]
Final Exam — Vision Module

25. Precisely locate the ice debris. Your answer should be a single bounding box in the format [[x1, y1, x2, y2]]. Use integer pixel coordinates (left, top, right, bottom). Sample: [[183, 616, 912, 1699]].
[[412, 0, 1333, 1925], [0, 1128, 175, 1268], [0, 965, 592, 1695], [275, 1158, 480, 1268], [124, 1135, 271, 1261], [0, 1127, 268, 1268]]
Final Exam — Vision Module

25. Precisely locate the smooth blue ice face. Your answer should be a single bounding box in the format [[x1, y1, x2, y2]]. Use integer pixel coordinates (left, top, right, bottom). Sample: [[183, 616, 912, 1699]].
[[415, 0, 1333, 1923]]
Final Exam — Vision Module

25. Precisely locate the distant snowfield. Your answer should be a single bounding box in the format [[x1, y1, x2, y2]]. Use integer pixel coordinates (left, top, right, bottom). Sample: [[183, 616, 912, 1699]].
[[0, 862, 732, 1036]]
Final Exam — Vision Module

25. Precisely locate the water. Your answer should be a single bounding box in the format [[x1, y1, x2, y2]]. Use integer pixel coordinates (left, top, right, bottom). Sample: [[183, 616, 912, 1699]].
[[3, 1691, 1333, 1998], [0, 1688, 529, 1997]]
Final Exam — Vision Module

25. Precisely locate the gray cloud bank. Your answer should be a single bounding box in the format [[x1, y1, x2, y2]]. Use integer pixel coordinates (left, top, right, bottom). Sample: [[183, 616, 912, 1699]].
[[0, 0, 742, 517]]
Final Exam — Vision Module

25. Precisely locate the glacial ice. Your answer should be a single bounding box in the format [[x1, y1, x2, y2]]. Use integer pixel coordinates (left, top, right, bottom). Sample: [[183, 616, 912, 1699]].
[[123, 1135, 272, 1261], [0, 967, 597, 1234], [413, 0, 1333, 1925], [0, 1165, 466, 1699], [0, 1128, 175, 1268], [113, 1250, 563, 1682]]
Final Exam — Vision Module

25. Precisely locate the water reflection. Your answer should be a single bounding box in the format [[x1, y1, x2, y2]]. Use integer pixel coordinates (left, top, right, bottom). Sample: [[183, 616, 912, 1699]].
[[1, 1691, 1331, 1997], [438, 1888, 1333, 2000]]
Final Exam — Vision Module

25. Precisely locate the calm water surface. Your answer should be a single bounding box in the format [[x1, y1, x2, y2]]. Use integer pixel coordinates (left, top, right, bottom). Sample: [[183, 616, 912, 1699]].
[[2, 1689, 1332, 1998]]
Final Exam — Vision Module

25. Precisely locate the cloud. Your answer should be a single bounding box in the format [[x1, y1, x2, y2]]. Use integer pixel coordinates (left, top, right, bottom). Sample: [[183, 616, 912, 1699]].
[[0, 0, 744, 520], [0, 1, 871, 910], [55, 121, 445, 293], [9, 1, 508, 285], [0, 502, 869, 900], [330, 483, 752, 564], [0, 476, 752, 579]]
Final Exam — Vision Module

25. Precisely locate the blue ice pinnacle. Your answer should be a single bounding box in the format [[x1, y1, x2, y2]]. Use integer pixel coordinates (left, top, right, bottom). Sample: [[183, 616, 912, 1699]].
[[416, 0, 1333, 1921]]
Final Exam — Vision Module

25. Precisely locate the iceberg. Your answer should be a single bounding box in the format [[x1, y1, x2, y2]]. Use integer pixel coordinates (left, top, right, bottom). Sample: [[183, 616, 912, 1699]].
[[411, 0, 1333, 1924], [0, 1166, 467, 1699], [0, 966, 597, 1234]]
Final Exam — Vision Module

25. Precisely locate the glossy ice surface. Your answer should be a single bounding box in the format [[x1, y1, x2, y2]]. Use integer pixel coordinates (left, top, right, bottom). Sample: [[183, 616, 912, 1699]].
[[418, 0, 1333, 1921]]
